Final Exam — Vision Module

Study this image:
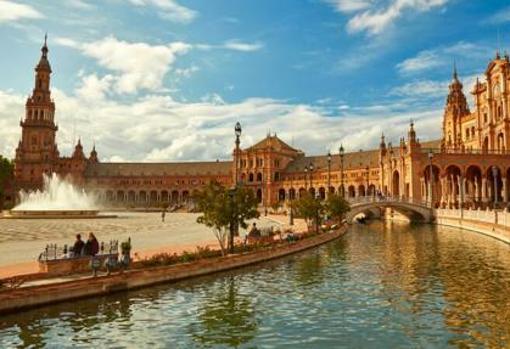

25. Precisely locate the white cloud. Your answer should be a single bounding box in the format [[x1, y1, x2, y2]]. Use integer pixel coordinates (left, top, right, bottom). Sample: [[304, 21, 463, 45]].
[[484, 6, 510, 24], [127, 0, 197, 23], [67, 0, 93, 10], [397, 41, 494, 75], [0, 85, 447, 162], [390, 79, 447, 98], [196, 40, 264, 52], [223, 40, 264, 52], [76, 74, 114, 100], [174, 65, 199, 78], [325, 0, 372, 13], [58, 36, 191, 94], [0, 0, 43, 23], [396, 50, 442, 74], [324, 0, 449, 35]]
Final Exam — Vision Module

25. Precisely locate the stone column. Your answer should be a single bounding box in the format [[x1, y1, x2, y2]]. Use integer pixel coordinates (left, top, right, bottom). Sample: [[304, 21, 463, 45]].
[[503, 177, 508, 203], [482, 177, 488, 203], [460, 176, 465, 207]]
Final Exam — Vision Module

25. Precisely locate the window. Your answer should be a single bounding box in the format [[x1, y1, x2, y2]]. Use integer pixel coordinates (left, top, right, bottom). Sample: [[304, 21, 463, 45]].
[[465, 129, 469, 139], [484, 113, 488, 123]]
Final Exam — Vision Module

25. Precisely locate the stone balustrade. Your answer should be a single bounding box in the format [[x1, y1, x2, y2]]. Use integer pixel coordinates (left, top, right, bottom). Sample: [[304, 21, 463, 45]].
[[436, 207, 510, 227]]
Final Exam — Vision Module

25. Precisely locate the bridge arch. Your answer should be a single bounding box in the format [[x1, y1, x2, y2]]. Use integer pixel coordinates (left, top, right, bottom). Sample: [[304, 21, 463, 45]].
[[345, 200, 432, 224]]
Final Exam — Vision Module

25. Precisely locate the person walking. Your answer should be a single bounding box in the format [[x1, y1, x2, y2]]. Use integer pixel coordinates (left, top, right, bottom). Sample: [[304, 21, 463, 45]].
[[161, 208, 166, 222]]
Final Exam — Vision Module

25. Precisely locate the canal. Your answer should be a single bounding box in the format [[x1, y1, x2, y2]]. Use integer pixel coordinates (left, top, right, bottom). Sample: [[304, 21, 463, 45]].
[[2, 222, 510, 348]]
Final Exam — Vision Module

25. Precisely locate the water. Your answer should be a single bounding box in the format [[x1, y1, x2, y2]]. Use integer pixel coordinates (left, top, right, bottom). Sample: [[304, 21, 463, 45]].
[[2, 222, 510, 348], [14, 173, 97, 211]]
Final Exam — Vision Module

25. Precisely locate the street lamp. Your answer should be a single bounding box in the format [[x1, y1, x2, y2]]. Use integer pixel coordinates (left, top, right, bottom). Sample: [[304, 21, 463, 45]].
[[492, 166, 499, 208], [304, 165, 308, 190], [339, 145, 344, 198], [289, 174, 294, 226], [309, 162, 314, 194], [327, 151, 332, 198], [230, 122, 242, 253], [365, 165, 370, 198], [428, 150, 433, 208], [234, 122, 242, 185]]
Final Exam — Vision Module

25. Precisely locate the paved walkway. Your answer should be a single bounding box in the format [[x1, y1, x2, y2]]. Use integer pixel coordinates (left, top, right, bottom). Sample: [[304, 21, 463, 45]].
[[0, 214, 304, 279]]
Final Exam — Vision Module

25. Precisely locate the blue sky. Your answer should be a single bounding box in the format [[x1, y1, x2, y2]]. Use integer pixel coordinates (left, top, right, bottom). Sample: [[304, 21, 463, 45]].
[[0, 0, 509, 161]]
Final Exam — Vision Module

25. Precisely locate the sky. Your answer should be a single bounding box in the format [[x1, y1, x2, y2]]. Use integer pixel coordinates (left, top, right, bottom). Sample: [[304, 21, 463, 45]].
[[0, 0, 509, 162]]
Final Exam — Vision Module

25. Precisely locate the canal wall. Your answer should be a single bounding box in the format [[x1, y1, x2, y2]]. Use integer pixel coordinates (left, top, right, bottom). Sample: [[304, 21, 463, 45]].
[[0, 228, 346, 314], [435, 208, 510, 245]]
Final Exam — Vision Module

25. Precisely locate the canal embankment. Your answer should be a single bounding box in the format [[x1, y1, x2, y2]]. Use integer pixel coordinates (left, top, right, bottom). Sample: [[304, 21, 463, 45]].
[[0, 227, 346, 314], [435, 208, 510, 245]]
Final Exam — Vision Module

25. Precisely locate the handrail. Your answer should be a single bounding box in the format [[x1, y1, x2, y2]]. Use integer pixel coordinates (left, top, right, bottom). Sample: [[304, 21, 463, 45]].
[[347, 196, 429, 207]]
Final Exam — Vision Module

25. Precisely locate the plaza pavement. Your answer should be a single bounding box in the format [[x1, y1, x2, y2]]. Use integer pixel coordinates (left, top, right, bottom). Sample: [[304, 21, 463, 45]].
[[0, 213, 301, 278]]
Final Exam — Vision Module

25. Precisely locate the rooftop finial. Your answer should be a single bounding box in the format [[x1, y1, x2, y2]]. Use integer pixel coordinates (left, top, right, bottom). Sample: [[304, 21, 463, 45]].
[[453, 58, 458, 80], [41, 33, 49, 58]]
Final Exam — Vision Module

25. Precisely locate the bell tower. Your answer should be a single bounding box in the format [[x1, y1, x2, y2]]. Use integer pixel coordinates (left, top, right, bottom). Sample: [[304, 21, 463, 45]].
[[15, 35, 60, 190], [442, 62, 470, 151]]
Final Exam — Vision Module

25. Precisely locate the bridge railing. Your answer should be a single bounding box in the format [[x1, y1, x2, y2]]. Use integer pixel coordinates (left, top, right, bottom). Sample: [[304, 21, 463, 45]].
[[347, 196, 429, 207]]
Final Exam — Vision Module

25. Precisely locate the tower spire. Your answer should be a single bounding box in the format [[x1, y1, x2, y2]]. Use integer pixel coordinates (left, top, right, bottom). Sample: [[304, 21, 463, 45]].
[[453, 58, 458, 81]]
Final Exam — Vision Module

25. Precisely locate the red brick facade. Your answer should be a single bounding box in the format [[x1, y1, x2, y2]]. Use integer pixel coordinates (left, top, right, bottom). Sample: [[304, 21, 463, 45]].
[[12, 41, 510, 210]]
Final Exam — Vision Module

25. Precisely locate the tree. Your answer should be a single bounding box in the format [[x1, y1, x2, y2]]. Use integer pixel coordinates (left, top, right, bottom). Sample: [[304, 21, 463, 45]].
[[325, 193, 350, 225], [293, 192, 324, 233], [194, 182, 259, 255], [0, 156, 14, 209]]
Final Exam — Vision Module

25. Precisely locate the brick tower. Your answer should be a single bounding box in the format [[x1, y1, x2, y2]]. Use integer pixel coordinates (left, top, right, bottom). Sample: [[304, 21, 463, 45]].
[[14, 35, 60, 190]]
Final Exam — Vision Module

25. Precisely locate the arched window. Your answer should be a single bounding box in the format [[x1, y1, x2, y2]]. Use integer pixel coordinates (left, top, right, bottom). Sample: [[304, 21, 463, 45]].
[[256, 172, 262, 181], [249, 173, 254, 182]]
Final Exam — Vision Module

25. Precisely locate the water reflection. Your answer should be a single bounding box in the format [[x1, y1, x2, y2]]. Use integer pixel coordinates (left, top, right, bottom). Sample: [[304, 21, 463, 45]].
[[2, 222, 510, 347], [189, 277, 258, 347]]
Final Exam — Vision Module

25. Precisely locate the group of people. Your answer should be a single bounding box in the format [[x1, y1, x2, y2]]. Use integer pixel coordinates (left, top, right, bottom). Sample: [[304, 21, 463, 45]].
[[70, 233, 99, 257]]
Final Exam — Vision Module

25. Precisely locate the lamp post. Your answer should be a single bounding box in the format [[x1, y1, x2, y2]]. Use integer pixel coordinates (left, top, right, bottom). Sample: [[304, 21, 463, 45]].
[[304, 165, 308, 190], [428, 150, 433, 208], [339, 145, 344, 198], [327, 151, 332, 199], [309, 162, 314, 196], [365, 165, 370, 198], [289, 173, 294, 226], [492, 166, 499, 208], [230, 122, 242, 253]]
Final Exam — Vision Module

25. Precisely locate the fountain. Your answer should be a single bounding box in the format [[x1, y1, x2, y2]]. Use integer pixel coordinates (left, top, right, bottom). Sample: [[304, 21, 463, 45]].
[[5, 174, 113, 219]]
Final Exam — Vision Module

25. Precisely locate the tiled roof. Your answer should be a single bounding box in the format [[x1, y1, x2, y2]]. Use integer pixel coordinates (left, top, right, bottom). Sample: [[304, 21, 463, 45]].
[[85, 161, 232, 177], [284, 139, 443, 173], [245, 135, 300, 153], [285, 150, 380, 173]]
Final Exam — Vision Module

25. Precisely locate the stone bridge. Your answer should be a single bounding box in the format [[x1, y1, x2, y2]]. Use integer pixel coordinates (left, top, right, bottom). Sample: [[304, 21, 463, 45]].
[[345, 197, 433, 224]]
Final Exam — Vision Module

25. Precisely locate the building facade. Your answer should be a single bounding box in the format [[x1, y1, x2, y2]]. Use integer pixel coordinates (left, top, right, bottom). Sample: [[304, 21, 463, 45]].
[[12, 40, 510, 209]]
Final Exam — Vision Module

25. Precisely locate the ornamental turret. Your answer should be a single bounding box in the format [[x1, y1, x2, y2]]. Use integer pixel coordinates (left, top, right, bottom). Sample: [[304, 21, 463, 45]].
[[89, 144, 99, 163], [442, 62, 470, 150], [73, 139, 85, 159], [14, 36, 59, 190]]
